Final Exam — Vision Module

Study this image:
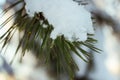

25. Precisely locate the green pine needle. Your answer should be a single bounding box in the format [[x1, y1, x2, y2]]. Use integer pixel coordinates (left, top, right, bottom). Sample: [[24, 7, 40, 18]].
[[0, 1, 101, 79]]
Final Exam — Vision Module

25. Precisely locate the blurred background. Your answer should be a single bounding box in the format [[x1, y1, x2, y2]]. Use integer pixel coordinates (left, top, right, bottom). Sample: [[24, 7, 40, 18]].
[[0, 0, 120, 80]]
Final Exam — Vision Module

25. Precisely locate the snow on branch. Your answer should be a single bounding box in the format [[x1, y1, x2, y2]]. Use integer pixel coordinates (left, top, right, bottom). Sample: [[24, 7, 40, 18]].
[[24, 0, 94, 42]]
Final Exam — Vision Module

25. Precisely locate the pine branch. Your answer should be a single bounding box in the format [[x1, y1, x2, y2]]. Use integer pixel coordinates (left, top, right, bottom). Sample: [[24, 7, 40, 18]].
[[0, 1, 100, 79]]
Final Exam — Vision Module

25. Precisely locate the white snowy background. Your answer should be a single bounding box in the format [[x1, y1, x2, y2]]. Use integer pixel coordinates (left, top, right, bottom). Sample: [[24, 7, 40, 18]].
[[0, 0, 120, 80]]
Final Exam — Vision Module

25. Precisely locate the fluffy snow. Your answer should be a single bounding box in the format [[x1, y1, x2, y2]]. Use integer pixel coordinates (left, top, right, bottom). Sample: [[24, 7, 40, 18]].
[[24, 0, 94, 42]]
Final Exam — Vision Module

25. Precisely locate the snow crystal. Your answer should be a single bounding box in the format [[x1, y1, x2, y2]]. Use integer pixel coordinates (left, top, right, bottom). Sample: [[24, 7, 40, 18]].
[[24, 0, 94, 42]]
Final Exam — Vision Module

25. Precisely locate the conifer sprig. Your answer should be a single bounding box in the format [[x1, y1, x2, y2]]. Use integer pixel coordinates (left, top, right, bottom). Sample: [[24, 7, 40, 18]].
[[0, 1, 101, 79]]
